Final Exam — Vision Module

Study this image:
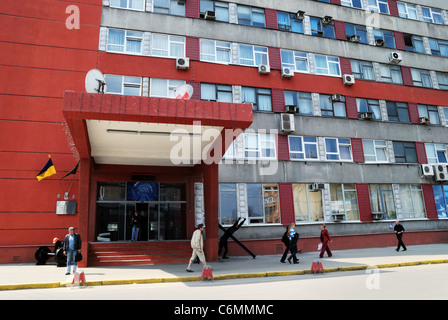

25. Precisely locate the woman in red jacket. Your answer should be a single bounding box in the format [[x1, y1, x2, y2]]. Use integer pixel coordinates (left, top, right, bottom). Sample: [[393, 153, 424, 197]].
[[319, 224, 332, 258]]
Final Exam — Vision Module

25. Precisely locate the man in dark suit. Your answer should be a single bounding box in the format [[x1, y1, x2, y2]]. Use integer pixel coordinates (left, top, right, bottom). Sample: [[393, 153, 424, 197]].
[[394, 220, 407, 252], [63, 227, 82, 275]]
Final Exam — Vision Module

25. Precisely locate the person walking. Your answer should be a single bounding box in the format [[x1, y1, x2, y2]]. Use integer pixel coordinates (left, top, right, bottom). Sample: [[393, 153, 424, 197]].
[[394, 220, 407, 252], [319, 223, 332, 258], [130, 210, 142, 242], [280, 223, 299, 264], [63, 227, 82, 275], [186, 224, 207, 272]]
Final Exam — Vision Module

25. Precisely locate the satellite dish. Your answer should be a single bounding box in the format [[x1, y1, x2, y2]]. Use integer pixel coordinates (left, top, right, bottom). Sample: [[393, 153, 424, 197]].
[[85, 69, 107, 94], [170, 84, 193, 100]]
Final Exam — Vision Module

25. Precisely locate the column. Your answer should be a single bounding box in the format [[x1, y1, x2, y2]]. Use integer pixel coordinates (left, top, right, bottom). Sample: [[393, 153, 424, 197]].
[[202, 162, 219, 262]]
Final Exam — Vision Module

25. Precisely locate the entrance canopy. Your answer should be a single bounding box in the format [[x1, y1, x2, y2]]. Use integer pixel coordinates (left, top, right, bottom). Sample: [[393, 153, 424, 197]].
[[62, 91, 253, 166]]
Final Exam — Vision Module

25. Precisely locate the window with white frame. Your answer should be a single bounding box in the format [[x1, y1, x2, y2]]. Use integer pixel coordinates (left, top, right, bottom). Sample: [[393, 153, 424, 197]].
[[149, 78, 185, 98], [443, 107, 448, 126], [368, 0, 389, 14], [411, 69, 432, 88], [281, 50, 309, 73], [398, 184, 426, 219], [425, 144, 448, 164], [422, 7, 443, 24], [200, 83, 232, 102], [341, 0, 362, 9], [110, 0, 145, 11], [239, 44, 268, 66], [242, 87, 272, 111], [292, 184, 324, 223], [357, 98, 381, 119], [329, 183, 359, 221], [315, 55, 340, 76], [247, 184, 280, 224], [380, 64, 403, 84], [369, 184, 396, 220], [107, 29, 143, 54], [325, 138, 352, 161], [362, 140, 388, 163], [105, 75, 142, 96], [200, 0, 229, 22], [418, 104, 440, 125], [397, 2, 418, 20], [351, 60, 374, 80], [284, 91, 312, 114], [288, 136, 319, 160], [237, 5, 265, 27], [151, 33, 185, 58], [153, 0, 185, 15], [244, 133, 276, 160], [200, 39, 231, 64]]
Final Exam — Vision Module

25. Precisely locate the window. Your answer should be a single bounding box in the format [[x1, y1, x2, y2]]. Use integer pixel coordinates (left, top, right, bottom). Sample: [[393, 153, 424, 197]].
[[433, 185, 448, 218], [393, 141, 417, 163], [425, 144, 448, 164], [150, 78, 185, 98], [310, 17, 335, 39], [398, 184, 426, 219], [351, 60, 374, 80], [153, 0, 185, 16], [418, 104, 440, 125], [239, 44, 268, 66], [428, 39, 448, 57], [219, 184, 238, 225], [200, 39, 231, 64], [200, 0, 229, 22], [277, 12, 304, 33], [238, 5, 265, 27], [244, 134, 276, 160], [422, 7, 443, 24], [341, 0, 362, 9], [404, 34, 425, 53], [107, 29, 143, 54], [242, 87, 272, 111], [284, 91, 312, 115], [386, 101, 409, 123], [357, 98, 381, 119], [110, 0, 145, 11], [151, 34, 185, 57], [362, 140, 388, 163], [380, 64, 403, 84], [281, 50, 309, 73], [329, 184, 359, 221], [369, 184, 396, 220], [368, 0, 389, 14], [325, 138, 352, 161], [315, 55, 340, 76], [105, 75, 142, 96], [397, 2, 417, 20], [201, 83, 232, 102], [289, 136, 319, 160], [320, 94, 346, 117], [373, 29, 395, 49], [411, 69, 432, 88], [292, 184, 324, 223], [345, 23, 368, 44], [437, 72, 448, 90], [247, 184, 280, 224], [443, 107, 448, 126]]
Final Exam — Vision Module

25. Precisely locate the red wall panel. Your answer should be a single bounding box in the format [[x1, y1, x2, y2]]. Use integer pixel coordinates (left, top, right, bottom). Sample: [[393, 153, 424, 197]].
[[415, 142, 428, 164], [345, 96, 358, 119], [356, 183, 372, 222], [388, 0, 399, 16], [408, 103, 420, 124], [272, 88, 286, 112], [265, 8, 278, 29], [351, 138, 365, 163], [422, 184, 438, 220], [279, 183, 295, 225], [334, 21, 346, 40], [277, 134, 290, 161]]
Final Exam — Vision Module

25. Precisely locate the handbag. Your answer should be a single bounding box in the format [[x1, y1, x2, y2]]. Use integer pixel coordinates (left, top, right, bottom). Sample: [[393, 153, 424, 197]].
[[317, 242, 322, 251], [75, 252, 83, 262]]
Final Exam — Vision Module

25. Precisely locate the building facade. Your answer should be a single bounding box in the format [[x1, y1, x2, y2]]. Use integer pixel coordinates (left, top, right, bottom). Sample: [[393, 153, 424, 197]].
[[1, 0, 448, 265]]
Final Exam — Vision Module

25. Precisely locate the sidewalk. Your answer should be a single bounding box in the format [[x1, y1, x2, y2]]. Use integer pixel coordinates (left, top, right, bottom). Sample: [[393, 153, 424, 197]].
[[1, 244, 447, 291]]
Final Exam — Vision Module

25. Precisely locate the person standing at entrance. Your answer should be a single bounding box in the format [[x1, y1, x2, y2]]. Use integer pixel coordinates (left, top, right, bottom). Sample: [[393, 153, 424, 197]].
[[130, 211, 142, 242], [186, 224, 207, 272], [394, 220, 407, 252], [319, 224, 332, 258], [63, 227, 82, 275]]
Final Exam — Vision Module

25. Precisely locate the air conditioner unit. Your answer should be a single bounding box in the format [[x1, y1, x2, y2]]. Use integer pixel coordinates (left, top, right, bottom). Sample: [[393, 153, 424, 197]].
[[420, 164, 434, 177], [322, 16, 333, 25], [281, 113, 295, 133], [434, 164, 448, 181], [176, 57, 190, 70], [258, 64, 270, 75], [349, 35, 361, 43], [281, 67, 294, 78], [296, 10, 305, 21], [389, 52, 402, 63], [375, 39, 385, 47], [332, 94, 342, 102], [343, 74, 355, 86], [360, 112, 373, 120], [419, 117, 430, 124], [285, 105, 297, 113], [309, 183, 324, 192], [372, 213, 384, 220], [204, 10, 216, 20]]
